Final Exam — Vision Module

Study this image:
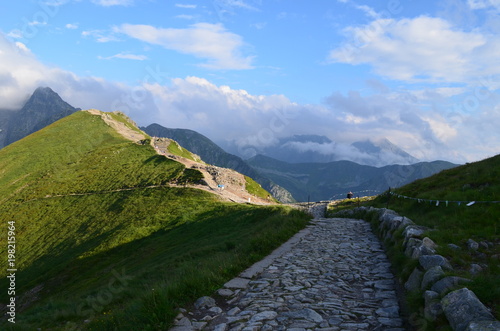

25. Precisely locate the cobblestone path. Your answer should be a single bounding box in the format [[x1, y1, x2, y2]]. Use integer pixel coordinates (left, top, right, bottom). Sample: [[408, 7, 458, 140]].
[[171, 217, 405, 331]]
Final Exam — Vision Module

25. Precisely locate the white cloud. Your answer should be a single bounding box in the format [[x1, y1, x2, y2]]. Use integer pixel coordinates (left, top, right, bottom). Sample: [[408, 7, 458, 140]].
[[0, 31, 498, 164], [175, 4, 197, 9], [468, 0, 500, 10], [329, 16, 500, 83], [114, 23, 254, 70], [98, 52, 147, 60], [91, 0, 133, 6], [15, 42, 31, 53], [82, 29, 119, 42], [65, 23, 78, 29], [0, 33, 156, 114], [176, 15, 195, 20]]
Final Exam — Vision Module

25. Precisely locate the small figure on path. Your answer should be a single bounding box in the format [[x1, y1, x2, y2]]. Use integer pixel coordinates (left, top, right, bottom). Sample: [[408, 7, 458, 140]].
[[346, 191, 353, 199]]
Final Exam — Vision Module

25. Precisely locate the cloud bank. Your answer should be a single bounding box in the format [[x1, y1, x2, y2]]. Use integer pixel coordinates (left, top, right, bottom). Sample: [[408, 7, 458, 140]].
[[1, 32, 499, 164]]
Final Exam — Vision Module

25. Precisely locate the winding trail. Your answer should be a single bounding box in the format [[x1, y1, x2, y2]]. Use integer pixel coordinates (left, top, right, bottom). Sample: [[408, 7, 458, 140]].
[[171, 205, 405, 331]]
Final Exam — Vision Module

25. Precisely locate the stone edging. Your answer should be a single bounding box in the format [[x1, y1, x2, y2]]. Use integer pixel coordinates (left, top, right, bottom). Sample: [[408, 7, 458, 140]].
[[334, 207, 500, 331], [170, 224, 313, 330]]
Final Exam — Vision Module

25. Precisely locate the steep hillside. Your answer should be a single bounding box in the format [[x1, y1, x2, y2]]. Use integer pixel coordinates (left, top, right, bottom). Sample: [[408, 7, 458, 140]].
[[248, 154, 457, 202], [142, 123, 295, 203], [0, 110, 309, 330], [1, 87, 79, 148]]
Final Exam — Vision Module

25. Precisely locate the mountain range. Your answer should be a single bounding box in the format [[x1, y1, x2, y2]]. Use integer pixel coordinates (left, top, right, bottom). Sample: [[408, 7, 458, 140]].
[[223, 134, 420, 167], [0, 87, 458, 202]]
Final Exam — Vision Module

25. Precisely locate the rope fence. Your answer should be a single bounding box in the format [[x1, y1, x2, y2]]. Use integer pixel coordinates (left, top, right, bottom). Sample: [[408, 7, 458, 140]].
[[389, 191, 500, 207]]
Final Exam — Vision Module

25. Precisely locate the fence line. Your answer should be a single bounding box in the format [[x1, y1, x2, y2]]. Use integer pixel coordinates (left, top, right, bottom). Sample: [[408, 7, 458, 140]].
[[389, 191, 500, 207]]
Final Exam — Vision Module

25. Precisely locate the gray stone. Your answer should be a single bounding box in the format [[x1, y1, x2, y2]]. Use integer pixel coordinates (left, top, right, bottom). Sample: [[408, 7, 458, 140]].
[[405, 267, 423, 292], [469, 264, 483, 275], [422, 237, 438, 250], [175, 317, 192, 327], [421, 266, 445, 290], [213, 323, 228, 331], [217, 288, 234, 297], [397, 217, 415, 230], [209, 306, 223, 314], [403, 225, 428, 240], [194, 296, 216, 310], [376, 306, 400, 318], [467, 239, 479, 251], [285, 308, 323, 323], [249, 311, 277, 323], [466, 320, 500, 330], [431, 276, 471, 295], [404, 238, 423, 258], [419, 254, 453, 271], [224, 277, 251, 289], [448, 243, 461, 250], [442, 288, 496, 331]]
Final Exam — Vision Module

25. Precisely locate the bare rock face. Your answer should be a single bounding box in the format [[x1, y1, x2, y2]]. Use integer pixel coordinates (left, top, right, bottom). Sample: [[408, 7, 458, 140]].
[[3, 87, 79, 148], [442, 288, 497, 331]]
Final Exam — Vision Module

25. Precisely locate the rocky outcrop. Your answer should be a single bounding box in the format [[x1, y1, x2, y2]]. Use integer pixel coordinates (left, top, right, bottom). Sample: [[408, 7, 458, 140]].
[[2, 87, 79, 148], [334, 207, 500, 331]]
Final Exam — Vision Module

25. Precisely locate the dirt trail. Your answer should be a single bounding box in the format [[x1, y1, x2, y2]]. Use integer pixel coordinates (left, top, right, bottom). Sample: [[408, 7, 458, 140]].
[[85, 109, 147, 143], [84, 110, 274, 205], [152, 137, 275, 205]]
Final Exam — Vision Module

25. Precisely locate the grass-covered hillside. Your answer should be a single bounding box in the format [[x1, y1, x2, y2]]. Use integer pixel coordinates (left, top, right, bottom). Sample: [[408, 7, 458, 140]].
[[370, 154, 500, 322], [0, 110, 310, 330]]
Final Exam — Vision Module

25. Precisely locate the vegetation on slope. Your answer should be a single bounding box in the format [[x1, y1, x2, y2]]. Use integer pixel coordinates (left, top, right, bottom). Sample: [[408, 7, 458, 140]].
[[370, 154, 500, 326], [0, 111, 310, 330]]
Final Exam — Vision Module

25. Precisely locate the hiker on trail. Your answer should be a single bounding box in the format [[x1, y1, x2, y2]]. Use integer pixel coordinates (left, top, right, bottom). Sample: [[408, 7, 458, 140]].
[[347, 191, 353, 199]]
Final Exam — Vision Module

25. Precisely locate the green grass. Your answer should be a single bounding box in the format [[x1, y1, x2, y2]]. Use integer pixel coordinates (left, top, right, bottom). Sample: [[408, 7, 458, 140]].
[[167, 140, 202, 162], [367, 154, 500, 324], [326, 196, 376, 215], [0, 111, 310, 330], [244, 175, 276, 201]]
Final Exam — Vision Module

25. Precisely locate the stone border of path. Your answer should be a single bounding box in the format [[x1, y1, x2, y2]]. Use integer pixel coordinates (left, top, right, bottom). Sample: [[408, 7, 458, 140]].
[[334, 206, 500, 331], [222, 225, 312, 291], [170, 203, 327, 331]]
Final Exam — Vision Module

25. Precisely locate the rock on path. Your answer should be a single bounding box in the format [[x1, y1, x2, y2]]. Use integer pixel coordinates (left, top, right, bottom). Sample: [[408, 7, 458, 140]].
[[171, 218, 405, 331]]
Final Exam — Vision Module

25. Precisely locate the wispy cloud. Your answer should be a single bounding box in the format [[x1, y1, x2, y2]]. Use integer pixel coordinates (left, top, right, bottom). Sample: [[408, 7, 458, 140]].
[[65, 23, 78, 29], [98, 52, 148, 60], [176, 14, 195, 20], [467, 0, 500, 10], [114, 23, 254, 70], [82, 29, 119, 42], [175, 3, 197, 9]]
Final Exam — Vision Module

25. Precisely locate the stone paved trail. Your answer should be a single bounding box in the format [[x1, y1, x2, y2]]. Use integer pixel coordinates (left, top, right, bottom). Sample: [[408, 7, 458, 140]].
[[172, 215, 405, 331]]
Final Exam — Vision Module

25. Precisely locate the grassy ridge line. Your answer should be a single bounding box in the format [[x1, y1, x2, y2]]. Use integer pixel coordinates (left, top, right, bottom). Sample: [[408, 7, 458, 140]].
[[0, 110, 311, 329]]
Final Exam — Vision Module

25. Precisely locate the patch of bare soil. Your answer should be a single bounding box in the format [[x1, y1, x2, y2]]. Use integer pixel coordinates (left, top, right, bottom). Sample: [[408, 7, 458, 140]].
[[85, 109, 147, 143], [152, 137, 275, 205]]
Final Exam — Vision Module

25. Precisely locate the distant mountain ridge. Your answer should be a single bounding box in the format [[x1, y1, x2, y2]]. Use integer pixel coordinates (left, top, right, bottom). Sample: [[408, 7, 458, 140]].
[[0, 87, 80, 148], [141, 123, 296, 203], [225, 134, 420, 167], [1, 86, 457, 203], [247, 154, 457, 202]]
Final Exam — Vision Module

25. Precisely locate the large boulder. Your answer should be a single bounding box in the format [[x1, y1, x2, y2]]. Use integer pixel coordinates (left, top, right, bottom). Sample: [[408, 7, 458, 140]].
[[442, 288, 497, 331], [419, 255, 453, 271]]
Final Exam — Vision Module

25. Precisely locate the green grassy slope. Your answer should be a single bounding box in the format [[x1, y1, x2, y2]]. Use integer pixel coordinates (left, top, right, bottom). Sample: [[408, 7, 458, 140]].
[[371, 154, 500, 321], [0, 111, 310, 330]]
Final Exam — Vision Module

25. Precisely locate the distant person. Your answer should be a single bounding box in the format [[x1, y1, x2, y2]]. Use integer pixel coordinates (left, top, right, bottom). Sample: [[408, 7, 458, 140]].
[[347, 191, 353, 199]]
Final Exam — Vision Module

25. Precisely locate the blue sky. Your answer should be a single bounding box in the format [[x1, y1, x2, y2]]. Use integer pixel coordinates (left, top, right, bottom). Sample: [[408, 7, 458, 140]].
[[1, 0, 500, 163]]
